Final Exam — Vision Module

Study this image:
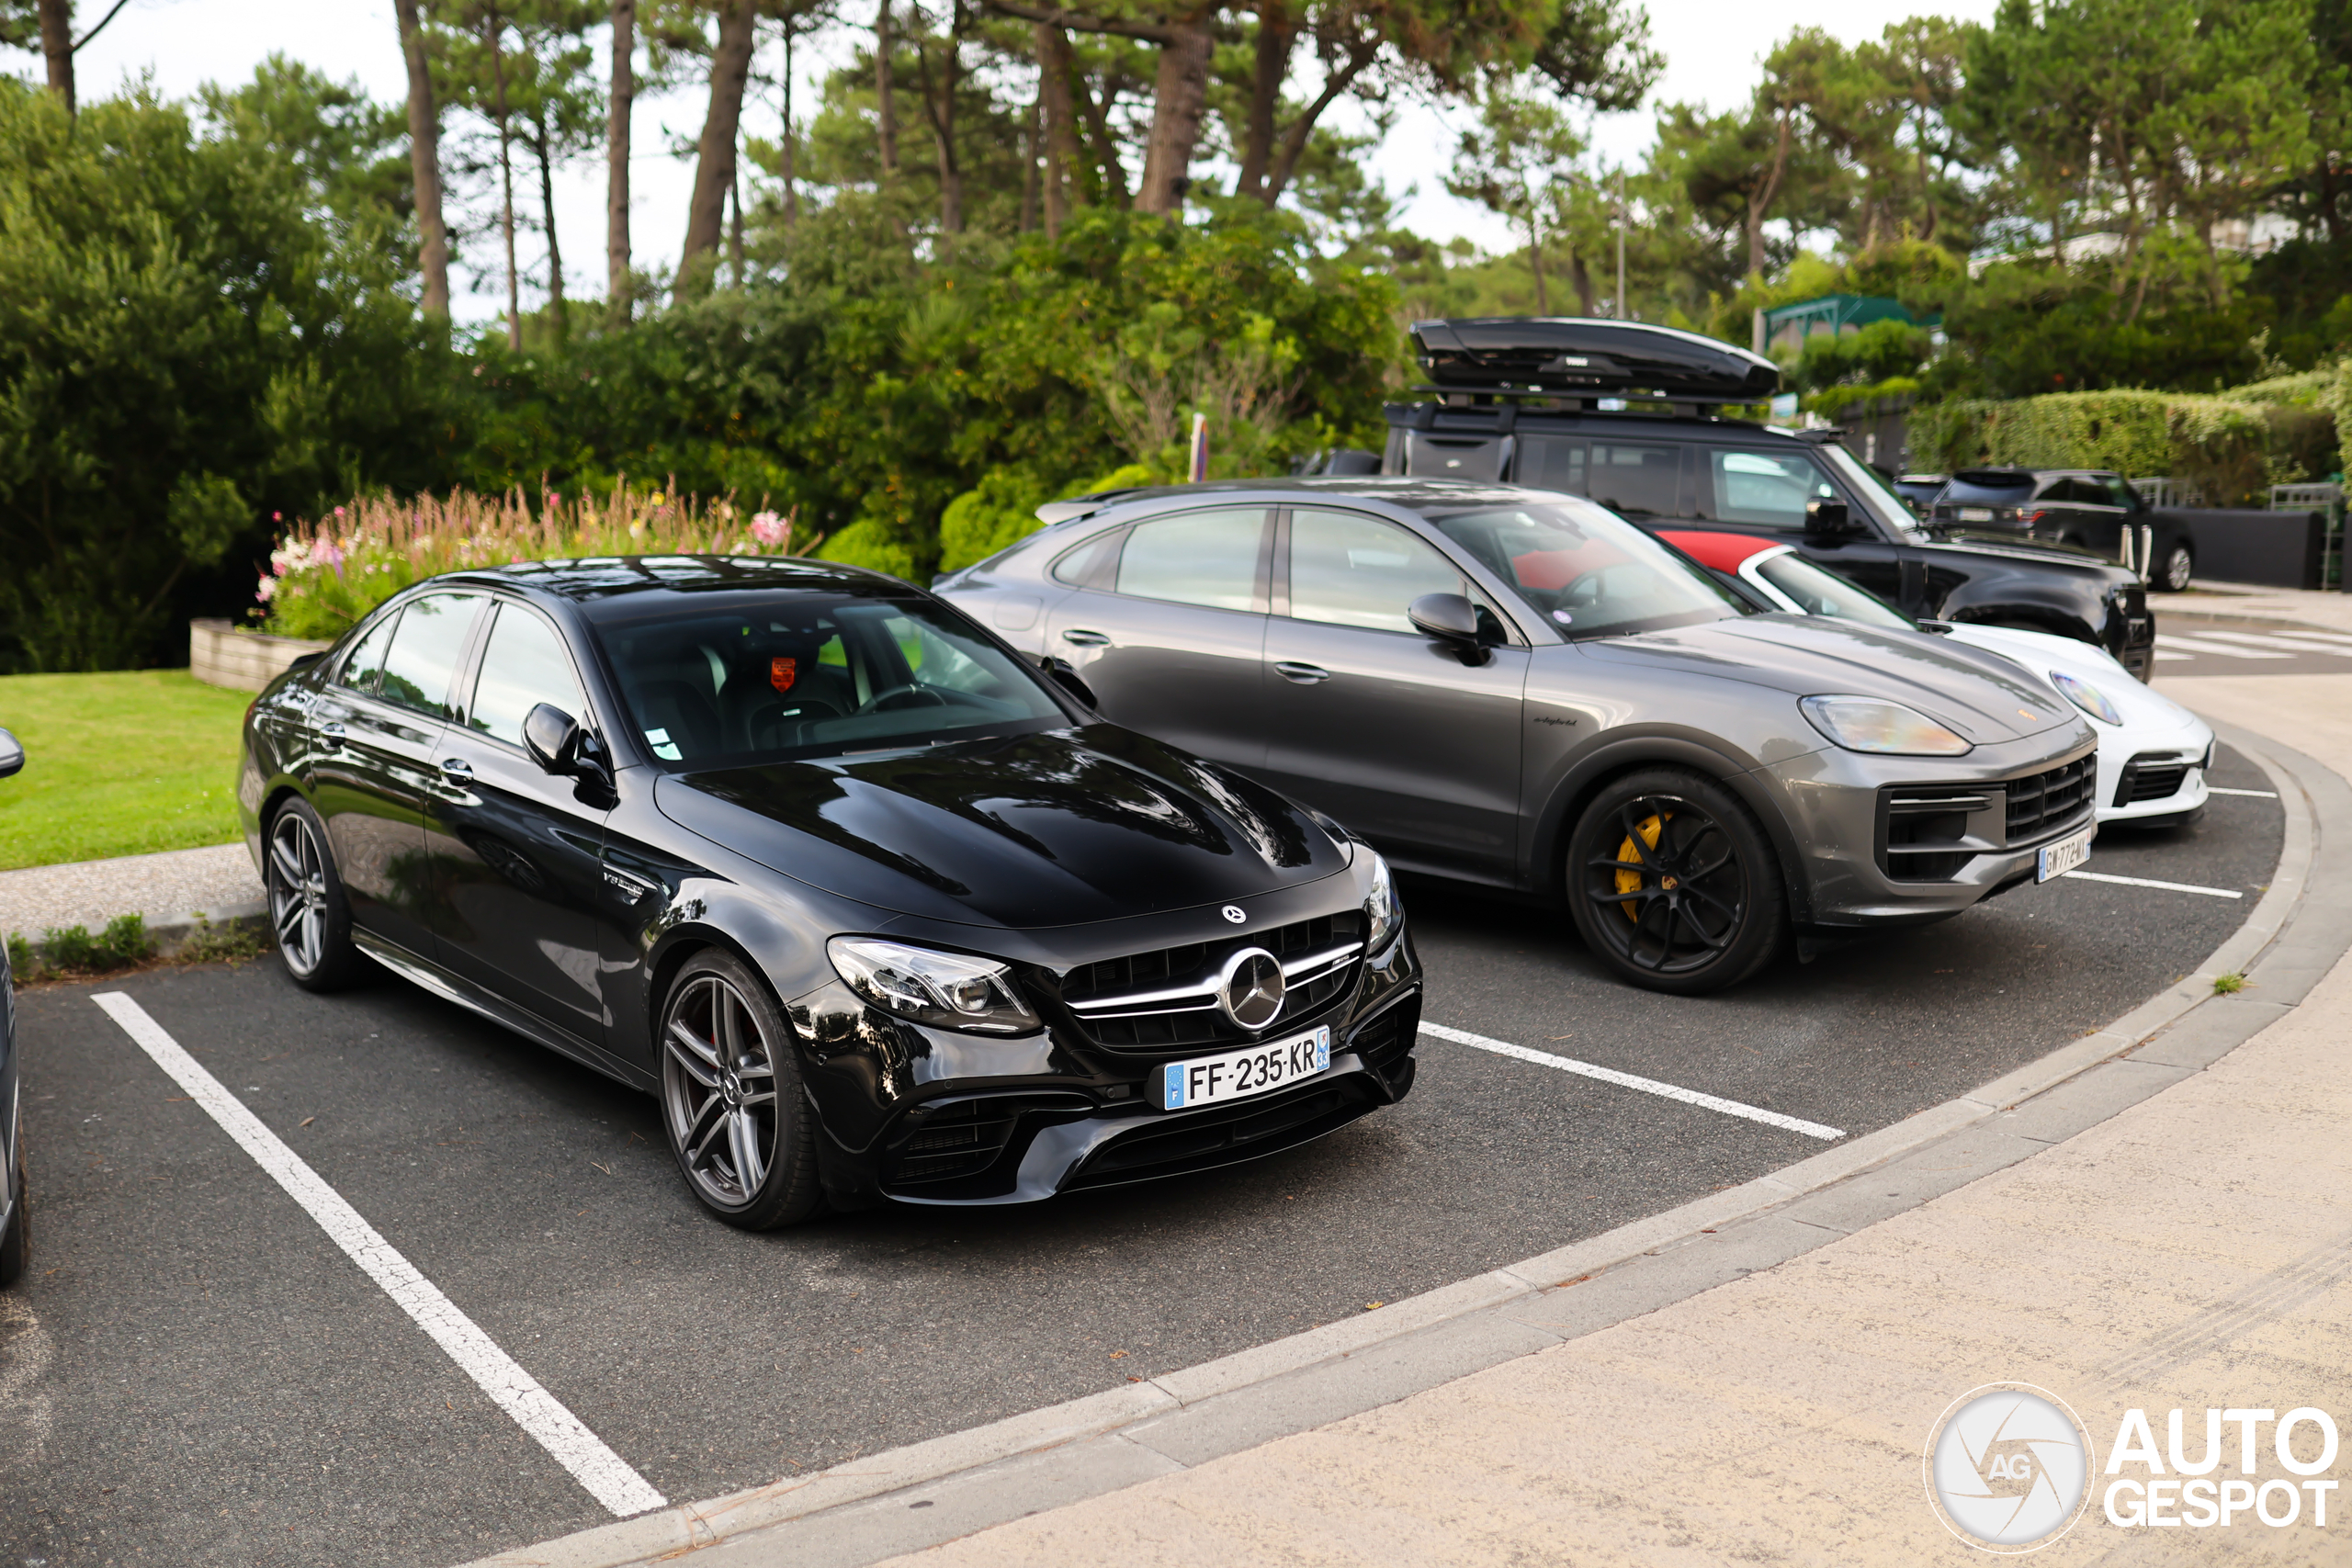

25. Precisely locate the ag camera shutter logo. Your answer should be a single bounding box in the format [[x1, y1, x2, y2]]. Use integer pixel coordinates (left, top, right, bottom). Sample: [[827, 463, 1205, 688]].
[[1924, 1383, 2095, 1552]]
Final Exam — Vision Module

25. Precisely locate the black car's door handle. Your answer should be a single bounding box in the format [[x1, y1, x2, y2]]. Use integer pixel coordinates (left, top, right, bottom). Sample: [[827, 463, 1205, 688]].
[[318, 722, 346, 748], [439, 757, 474, 783], [1061, 628, 1111, 648], [1273, 661, 1331, 683]]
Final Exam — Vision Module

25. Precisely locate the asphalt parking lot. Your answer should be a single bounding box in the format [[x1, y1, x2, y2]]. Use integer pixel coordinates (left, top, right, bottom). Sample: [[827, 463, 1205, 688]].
[[0, 742, 2285, 1568]]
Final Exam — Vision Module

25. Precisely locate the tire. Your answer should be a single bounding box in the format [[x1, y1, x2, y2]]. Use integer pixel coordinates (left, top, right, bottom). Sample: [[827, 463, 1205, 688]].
[[658, 950, 826, 1230], [0, 1152, 27, 1288], [2157, 543, 2195, 592], [1566, 768, 1789, 996], [265, 797, 366, 992]]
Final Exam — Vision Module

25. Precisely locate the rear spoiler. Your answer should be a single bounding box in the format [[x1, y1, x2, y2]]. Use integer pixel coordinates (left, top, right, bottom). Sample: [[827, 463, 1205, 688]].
[[1035, 488, 1144, 525]]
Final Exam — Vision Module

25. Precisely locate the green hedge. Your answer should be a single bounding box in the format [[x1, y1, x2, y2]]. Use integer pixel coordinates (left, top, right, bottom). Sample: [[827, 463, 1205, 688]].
[[1909, 390, 2334, 506]]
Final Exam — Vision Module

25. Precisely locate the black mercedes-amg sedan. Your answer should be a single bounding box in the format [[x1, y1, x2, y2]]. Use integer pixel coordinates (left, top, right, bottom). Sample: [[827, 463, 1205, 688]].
[[236, 558, 1419, 1227]]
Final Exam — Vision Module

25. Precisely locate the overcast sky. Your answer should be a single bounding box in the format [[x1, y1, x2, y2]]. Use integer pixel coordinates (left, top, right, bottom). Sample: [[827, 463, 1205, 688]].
[[42, 0, 1996, 324]]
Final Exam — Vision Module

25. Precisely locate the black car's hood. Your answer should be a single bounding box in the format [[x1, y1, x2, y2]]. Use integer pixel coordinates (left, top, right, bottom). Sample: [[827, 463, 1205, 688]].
[[1915, 527, 2132, 578], [1579, 615, 2091, 745], [653, 725, 1349, 929]]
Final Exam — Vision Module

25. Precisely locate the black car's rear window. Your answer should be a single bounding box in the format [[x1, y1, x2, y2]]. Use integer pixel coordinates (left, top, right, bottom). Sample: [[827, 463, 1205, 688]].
[[1943, 472, 2037, 505], [587, 592, 1069, 767]]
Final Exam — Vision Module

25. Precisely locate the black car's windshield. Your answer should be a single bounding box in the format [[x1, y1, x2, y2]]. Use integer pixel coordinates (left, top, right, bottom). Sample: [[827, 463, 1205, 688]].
[[1424, 495, 1744, 639], [591, 593, 1068, 767], [1754, 551, 1914, 630]]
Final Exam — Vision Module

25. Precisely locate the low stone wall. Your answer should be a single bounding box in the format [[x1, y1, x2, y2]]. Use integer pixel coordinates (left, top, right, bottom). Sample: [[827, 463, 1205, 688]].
[[189, 619, 332, 693]]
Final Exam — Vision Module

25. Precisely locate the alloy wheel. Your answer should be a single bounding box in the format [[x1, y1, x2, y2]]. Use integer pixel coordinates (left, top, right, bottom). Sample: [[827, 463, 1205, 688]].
[[267, 811, 330, 976], [1582, 795, 1749, 976], [2161, 546, 2194, 592], [662, 975, 781, 1211]]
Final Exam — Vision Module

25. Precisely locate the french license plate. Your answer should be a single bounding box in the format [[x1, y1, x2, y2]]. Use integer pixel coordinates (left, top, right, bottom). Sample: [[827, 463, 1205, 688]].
[[2037, 825, 2094, 882], [1958, 506, 1994, 522], [1156, 1027, 1331, 1111]]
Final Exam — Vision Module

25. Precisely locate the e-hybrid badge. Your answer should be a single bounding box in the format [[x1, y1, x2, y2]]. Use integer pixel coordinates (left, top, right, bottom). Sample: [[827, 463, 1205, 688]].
[[1158, 1026, 1333, 1111]]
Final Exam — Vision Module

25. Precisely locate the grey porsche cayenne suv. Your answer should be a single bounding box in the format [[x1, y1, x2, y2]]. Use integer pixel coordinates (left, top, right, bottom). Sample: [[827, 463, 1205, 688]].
[[936, 478, 2101, 994]]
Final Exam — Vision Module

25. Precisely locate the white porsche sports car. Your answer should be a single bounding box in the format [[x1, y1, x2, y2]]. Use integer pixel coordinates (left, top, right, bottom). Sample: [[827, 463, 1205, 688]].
[[1663, 530, 2212, 829]]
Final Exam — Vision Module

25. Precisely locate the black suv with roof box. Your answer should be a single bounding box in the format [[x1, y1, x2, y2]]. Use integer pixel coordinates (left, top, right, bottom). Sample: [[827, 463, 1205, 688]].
[[1373, 320, 2156, 680]]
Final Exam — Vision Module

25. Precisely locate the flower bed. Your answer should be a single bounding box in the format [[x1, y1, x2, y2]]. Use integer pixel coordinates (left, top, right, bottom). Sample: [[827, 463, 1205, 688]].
[[259, 484, 795, 641]]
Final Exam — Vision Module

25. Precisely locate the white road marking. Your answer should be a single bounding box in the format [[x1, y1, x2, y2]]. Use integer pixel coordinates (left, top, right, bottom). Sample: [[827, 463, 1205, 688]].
[[1419, 1021, 1845, 1141], [2061, 870, 2243, 899], [2197, 630, 2352, 657], [2207, 786, 2278, 798], [2154, 635, 2290, 660], [2152, 649, 2193, 661], [91, 992, 666, 1518]]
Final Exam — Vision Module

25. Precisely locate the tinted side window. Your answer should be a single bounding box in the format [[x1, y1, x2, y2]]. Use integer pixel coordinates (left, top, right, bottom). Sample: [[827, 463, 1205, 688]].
[[1115, 508, 1267, 611], [339, 610, 400, 694], [467, 604, 587, 747], [2036, 476, 2086, 504], [1700, 448, 1838, 529], [1583, 442, 1682, 518], [2098, 475, 2141, 509], [1519, 436, 1586, 493], [379, 592, 487, 718], [1286, 509, 1464, 633]]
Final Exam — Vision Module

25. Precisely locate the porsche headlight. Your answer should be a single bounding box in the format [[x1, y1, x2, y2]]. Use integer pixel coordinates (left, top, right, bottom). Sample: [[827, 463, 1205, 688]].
[[2049, 670, 2122, 726], [1799, 695, 1974, 756], [1363, 851, 1401, 953], [826, 937, 1040, 1034]]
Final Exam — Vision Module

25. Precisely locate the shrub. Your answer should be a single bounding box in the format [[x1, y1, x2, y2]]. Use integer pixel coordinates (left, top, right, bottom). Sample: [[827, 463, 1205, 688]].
[[262, 485, 798, 639], [1908, 390, 2327, 504], [34, 914, 153, 976]]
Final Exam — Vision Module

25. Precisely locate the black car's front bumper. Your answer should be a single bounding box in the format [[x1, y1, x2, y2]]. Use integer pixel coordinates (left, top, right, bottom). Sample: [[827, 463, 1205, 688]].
[[787, 931, 1423, 1209]]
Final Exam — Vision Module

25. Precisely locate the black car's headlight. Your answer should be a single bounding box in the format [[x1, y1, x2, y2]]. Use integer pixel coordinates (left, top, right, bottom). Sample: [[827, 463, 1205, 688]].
[[825, 937, 1041, 1035], [1363, 851, 1400, 953]]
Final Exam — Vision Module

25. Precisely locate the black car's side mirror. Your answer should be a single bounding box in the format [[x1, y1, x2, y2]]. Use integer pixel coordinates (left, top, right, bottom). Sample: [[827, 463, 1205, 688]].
[[1408, 593, 1492, 666], [0, 727, 21, 779], [525, 703, 584, 774], [1804, 499, 1857, 538], [1036, 654, 1099, 710]]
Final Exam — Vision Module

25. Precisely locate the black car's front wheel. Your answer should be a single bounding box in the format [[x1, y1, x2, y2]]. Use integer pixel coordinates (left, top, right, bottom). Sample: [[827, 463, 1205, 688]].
[[266, 798, 364, 992], [1566, 769, 1788, 995], [2157, 542, 2195, 592], [659, 951, 825, 1229]]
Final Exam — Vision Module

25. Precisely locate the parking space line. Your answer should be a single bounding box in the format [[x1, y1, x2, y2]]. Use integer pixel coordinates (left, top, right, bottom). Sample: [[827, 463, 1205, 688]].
[[2154, 636, 2290, 660], [2208, 787, 2278, 798], [2197, 630, 2352, 656], [90, 993, 667, 1518], [1418, 1021, 1845, 1141], [2061, 870, 2244, 899]]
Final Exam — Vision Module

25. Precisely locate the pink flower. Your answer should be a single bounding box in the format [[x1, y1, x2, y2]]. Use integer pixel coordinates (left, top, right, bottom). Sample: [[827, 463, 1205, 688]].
[[272, 511, 282, 522], [255, 578, 277, 602], [750, 511, 787, 546], [334, 506, 346, 518]]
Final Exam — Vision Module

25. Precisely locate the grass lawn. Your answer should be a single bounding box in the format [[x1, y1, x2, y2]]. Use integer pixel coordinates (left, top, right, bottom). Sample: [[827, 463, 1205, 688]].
[[0, 671, 252, 871]]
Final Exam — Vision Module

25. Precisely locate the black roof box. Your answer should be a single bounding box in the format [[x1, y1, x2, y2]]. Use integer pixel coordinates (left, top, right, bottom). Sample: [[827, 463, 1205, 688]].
[[1410, 318, 1779, 402]]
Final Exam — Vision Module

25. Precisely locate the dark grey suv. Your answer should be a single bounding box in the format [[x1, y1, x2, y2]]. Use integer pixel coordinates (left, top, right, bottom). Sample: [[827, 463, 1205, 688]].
[[935, 479, 2102, 994]]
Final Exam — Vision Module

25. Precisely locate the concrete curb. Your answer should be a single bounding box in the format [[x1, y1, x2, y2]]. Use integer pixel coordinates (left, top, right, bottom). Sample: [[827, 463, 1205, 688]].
[[458, 723, 2346, 1568]]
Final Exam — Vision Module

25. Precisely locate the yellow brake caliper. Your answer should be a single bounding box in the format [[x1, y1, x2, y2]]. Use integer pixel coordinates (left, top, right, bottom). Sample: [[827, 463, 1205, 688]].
[[1615, 812, 1670, 921]]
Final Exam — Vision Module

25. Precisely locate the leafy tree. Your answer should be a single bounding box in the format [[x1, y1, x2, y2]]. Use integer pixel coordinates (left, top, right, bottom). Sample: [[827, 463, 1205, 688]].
[[1444, 85, 1583, 313], [0, 80, 459, 671]]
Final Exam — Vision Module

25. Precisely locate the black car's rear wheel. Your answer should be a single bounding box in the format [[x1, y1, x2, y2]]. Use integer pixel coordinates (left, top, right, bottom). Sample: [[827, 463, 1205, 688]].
[[1566, 769, 1787, 995], [659, 951, 824, 1229], [2157, 543, 2195, 592], [266, 798, 364, 992]]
